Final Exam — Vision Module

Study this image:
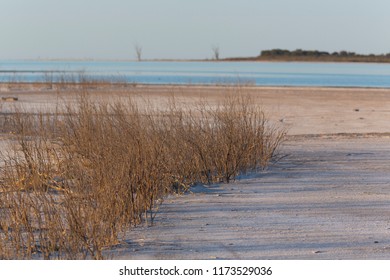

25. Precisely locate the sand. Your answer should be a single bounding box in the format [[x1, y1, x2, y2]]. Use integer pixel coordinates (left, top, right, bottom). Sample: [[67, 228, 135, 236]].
[[111, 137, 390, 259], [1, 84, 390, 259], [2, 84, 390, 135]]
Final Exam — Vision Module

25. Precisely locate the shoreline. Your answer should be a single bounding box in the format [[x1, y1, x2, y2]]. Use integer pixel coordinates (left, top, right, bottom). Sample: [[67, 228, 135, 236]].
[[2, 58, 390, 64], [1, 82, 390, 91]]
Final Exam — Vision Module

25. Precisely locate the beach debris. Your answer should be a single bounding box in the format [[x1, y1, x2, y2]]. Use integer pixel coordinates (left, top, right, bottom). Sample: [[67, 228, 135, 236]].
[[1, 96, 18, 102], [313, 250, 324, 254], [354, 108, 360, 112]]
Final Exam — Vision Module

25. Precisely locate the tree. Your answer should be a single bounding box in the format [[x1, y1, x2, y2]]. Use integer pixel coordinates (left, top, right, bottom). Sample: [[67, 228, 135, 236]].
[[134, 44, 142, 61], [212, 46, 220, 60], [340, 50, 348, 57]]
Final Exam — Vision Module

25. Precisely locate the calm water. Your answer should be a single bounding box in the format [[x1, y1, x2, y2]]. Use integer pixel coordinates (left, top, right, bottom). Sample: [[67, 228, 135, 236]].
[[1, 60, 390, 88]]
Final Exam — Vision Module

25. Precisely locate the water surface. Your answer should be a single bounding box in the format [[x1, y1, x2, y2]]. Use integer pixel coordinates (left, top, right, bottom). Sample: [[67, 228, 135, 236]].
[[1, 60, 390, 88]]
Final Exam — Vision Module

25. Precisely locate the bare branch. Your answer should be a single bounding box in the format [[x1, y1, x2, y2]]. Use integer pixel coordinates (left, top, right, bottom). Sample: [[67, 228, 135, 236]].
[[212, 46, 220, 60], [134, 44, 143, 61]]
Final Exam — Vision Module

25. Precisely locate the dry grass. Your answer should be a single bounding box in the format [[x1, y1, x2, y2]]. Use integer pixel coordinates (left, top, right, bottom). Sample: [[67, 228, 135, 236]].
[[0, 87, 285, 259]]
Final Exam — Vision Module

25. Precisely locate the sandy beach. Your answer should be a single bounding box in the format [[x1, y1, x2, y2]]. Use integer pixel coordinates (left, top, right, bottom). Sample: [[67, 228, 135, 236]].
[[1, 85, 390, 259], [2, 84, 390, 135]]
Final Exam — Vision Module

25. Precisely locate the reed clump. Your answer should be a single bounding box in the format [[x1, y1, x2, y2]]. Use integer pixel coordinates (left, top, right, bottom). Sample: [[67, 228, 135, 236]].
[[0, 90, 285, 259]]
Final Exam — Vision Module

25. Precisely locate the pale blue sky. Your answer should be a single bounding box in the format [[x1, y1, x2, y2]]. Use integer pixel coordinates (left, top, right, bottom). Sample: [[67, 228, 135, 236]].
[[1, 0, 389, 60]]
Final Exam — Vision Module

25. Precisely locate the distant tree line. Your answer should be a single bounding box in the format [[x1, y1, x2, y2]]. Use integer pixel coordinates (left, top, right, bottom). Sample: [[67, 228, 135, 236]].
[[256, 49, 390, 62], [260, 49, 390, 57]]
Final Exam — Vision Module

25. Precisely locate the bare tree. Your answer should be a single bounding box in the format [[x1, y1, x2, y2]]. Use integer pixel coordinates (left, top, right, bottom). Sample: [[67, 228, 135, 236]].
[[134, 44, 143, 61], [212, 46, 220, 60]]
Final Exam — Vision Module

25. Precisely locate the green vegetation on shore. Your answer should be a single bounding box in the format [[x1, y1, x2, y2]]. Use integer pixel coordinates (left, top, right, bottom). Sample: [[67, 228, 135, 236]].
[[224, 49, 390, 63]]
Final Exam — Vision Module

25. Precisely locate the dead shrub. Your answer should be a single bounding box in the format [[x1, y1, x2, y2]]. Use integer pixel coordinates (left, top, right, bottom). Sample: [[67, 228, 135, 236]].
[[0, 89, 285, 259]]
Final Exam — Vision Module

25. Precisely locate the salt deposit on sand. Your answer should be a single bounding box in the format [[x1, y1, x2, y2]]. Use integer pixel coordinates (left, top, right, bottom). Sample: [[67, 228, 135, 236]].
[[112, 137, 390, 259]]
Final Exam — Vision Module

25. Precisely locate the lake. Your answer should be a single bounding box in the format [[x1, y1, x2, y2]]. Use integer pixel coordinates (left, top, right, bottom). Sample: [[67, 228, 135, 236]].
[[1, 60, 390, 88]]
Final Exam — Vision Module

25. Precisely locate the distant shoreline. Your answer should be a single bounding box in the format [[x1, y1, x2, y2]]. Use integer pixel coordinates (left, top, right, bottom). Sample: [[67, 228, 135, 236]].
[[2, 52, 390, 64], [222, 56, 390, 63], [2, 59, 390, 64], [1, 82, 390, 91]]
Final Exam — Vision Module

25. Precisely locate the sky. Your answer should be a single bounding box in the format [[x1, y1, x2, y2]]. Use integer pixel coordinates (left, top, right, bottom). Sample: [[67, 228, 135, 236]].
[[1, 0, 389, 60]]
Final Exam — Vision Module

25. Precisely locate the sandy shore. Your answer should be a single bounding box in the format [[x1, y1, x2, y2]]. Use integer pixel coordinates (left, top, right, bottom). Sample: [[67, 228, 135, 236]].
[[1, 84, 390, 259], [2, 84, 390, 135]]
